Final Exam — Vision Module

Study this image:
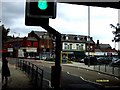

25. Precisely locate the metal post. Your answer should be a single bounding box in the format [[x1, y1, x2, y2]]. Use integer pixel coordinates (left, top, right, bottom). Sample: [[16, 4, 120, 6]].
[[35, 66, 38, 87], [112, 66, 114, 74], [41, 25, 62, 89], [105, 64, 106, 72], [88, 6, 91, 67], [99, 65, 100, 71]]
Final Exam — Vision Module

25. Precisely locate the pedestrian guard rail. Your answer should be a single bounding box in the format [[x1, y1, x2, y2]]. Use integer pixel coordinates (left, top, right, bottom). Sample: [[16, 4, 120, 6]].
[[16, 59, 43, 89], [93, 64, 120, 78]]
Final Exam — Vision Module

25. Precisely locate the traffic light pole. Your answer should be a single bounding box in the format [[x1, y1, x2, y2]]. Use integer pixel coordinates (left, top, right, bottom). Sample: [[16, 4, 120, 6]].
[[41, 25, 62, 89]]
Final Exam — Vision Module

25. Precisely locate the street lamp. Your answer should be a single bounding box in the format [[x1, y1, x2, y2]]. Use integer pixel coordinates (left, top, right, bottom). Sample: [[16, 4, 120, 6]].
[[13, 32, 20, 69], [88, 6, 91, 67]]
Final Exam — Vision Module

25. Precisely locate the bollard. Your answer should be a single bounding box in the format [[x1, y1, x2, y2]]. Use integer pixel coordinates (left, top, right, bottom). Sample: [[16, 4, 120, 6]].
[[99, 65, 100, 71], [51, 66, 61, 89], [112, 66, 114, 74], [35, 66, 38, 87], [105, 64, 107, 72]]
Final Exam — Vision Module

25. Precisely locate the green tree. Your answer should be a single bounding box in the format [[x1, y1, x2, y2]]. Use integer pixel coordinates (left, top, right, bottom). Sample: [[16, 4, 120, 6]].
[[110, 23, 120, 42]]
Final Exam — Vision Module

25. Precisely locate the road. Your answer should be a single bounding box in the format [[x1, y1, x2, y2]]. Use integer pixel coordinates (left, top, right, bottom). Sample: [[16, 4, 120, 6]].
[[7, 58, 120, 90], [26, 59, 120, 89]]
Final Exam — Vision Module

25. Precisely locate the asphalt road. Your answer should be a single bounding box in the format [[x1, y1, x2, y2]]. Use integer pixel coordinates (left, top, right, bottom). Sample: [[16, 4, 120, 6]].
[[7, 58, 120, 90], [26, 60, 120, 89]]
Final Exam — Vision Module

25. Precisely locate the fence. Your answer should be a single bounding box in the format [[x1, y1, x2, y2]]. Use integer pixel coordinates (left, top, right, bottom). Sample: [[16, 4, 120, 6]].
[[93, 64, 120, 77], [16, 59, 44, 89]]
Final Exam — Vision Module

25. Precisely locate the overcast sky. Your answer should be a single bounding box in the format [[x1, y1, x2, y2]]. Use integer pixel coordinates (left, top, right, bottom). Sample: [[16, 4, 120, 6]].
[[1, 1, 119, 49]]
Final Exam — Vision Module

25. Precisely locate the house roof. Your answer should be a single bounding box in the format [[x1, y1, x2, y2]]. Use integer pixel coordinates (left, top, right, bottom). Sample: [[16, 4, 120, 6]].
[[95, 44, 111, 49], [31, 31, 95, 44], [95, 43, 117, 52], [99, 44, 111, 49], [61, 34, 95, 44], [95, 49, 102, 52], [32, 31, 51, 39], [27, 37, 37, 41]]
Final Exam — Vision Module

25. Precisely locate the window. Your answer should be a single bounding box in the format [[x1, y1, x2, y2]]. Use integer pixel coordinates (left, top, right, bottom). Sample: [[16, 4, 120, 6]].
[[33, 42, 38, 47], [76, 44, 79, 50], [66, 36, 68, 40], [70, 44, 72, 50], [64, 43, 68, 50]]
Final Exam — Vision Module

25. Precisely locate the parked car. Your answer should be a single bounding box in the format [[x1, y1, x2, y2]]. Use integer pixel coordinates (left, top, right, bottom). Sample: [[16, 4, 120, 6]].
[[79, 59, 84, 63], [112, 57, 119, 61], [42, 55, 47, 60], [84, 56, 97, 65], [109, 59, 120, 67], [97, 57, 112, 64], [35, 56, 40, 60]]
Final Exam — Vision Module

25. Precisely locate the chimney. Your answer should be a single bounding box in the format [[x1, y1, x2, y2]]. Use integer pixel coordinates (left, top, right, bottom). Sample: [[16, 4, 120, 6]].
[[97, 40, 99, 45]]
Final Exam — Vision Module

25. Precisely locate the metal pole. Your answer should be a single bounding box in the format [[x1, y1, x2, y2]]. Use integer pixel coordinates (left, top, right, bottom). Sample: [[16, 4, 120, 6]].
[[41, 25, 62, 88], [88, 6, 90, 67]]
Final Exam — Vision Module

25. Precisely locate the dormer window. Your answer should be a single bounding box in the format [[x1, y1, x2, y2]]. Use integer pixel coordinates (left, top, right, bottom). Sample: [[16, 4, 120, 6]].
[[74, 36, 77, 40], [66, 36, 68, 40], [80, 37, 83, 40], [63, 35, 68, 40], [63, 35, 66, 40]]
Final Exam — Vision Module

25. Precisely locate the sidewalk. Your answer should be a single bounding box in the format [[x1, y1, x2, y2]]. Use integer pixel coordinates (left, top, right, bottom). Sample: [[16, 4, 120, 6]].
[[2, 64, 33, 90]]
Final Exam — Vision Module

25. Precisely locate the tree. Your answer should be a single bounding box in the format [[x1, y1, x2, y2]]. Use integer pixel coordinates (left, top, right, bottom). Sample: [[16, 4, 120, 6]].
[[0, 24, 10, 48], [110, 23, 120, 42]]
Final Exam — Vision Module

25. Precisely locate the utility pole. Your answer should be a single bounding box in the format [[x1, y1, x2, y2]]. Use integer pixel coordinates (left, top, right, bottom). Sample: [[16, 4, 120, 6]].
[[88, 6, 90, 67]]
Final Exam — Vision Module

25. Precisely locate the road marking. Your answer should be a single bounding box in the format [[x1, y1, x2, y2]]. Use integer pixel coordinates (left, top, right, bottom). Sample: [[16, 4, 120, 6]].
[[98, 73, 101, 75], [115, 77, 119, 80], [86, 70, 89, 71], [80, 76, 85, 80], [43, 78, 52, 88], [68, 72, 102, 87], [67, 72, 70, 74]]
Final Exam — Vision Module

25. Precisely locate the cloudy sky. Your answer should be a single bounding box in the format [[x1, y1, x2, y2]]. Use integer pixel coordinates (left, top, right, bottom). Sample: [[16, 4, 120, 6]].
[[1, 0, 119, 49]]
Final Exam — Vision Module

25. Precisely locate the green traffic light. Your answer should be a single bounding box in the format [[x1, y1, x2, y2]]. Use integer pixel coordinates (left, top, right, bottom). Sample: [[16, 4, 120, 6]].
[[38, 0, 48, 10]]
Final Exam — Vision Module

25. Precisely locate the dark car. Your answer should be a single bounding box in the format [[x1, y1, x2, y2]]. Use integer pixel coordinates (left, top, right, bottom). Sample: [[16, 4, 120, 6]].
[[84, 56, 97, 65], [110, 59, 120, 67], [97, 57, 112, 64]]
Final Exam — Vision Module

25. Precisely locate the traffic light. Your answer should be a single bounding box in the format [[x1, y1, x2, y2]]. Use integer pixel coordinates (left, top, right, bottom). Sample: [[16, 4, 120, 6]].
[[25, 0, 56, 26], [26, 0, 57, 19]]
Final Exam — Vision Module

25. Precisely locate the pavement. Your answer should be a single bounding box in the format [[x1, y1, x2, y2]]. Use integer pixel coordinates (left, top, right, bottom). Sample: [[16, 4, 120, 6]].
[[1, 63, 33, 90]]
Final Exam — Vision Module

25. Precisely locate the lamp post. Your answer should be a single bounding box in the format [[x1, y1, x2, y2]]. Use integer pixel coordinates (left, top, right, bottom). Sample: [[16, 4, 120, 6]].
[[13, 32, 20, 69], [88, 6, 91, 67]]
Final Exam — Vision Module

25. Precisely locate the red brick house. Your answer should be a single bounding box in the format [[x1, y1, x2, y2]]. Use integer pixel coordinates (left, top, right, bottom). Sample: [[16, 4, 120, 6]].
[[4, 31, 53, 59]]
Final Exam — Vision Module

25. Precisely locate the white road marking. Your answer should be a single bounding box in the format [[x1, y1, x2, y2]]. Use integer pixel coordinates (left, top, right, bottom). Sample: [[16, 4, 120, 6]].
[[115, 77, 119, 80], [80, 76, 85, 80], [67, 72, 85, 81], [67, 72, 102, 87], [43, 78, 52, 88], [87, 70, 89, 71], [67, 72, 70, 74], [98, 73, 101, 75]]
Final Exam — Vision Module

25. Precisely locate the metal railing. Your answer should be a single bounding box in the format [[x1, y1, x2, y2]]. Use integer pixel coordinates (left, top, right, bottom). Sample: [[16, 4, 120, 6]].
[[93, 64, 120, 78], [17, 59, 43, 89]]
